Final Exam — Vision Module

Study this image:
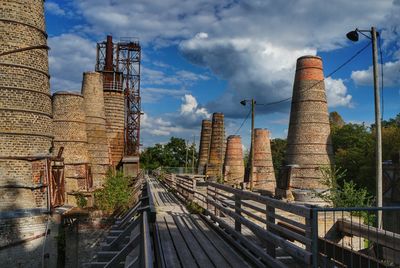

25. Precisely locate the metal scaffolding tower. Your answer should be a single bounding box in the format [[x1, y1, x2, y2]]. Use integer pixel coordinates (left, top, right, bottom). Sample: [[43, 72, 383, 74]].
[[96, 36, 142, 157]]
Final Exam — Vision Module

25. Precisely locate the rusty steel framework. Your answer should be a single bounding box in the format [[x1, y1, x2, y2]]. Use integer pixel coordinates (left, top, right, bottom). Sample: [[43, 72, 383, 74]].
[[96, 36, 142, 156]]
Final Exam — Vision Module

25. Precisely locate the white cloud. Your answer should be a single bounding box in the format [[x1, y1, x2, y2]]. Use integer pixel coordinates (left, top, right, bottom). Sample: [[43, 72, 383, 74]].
[[180, 94, 210, 120], [45, 2, 66, 16], [325, 77, 353, 107], [351, 61, 400, 87], [48, 0, 397, 123], [48, 34, 95, 92], [141, 94, 209, 145]]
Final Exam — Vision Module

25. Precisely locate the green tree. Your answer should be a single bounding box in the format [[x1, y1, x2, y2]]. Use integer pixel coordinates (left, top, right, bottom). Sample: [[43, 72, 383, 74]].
[[140, 137, 198, 171], [331, 123, 375, 193], [270, 138, 287, 178]]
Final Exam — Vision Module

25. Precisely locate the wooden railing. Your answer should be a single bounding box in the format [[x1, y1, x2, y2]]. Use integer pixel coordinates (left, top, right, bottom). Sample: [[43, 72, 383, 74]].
[[89, 175, 156, 267], [154, 170, 313, 267]]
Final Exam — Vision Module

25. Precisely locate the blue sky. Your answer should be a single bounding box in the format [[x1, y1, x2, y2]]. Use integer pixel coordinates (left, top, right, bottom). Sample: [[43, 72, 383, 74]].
[[45, 0, 400, 150]]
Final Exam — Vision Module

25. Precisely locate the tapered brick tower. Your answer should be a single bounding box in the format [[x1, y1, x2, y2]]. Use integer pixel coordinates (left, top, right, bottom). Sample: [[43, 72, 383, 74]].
[[81, 72, 110, 188], [198, 119, 212, 175], [206, 113, 225, 179], [52, 92, 90, 205], [223, 135, 245, 186], [0, 1, 54, 266], [282, 55, 334, 201], [249, 129, 276, 193]]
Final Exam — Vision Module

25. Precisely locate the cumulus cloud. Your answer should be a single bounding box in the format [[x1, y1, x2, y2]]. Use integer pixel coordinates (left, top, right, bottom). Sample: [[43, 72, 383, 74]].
[[325, 77, 353, 107], [179, 94, 210, 124], [50, 0, 395, 117], [48, 34, 95, 92], [351, 1, 400, 88], [181, 37, 316, 116], [141, 94, 209, 145], [351, 61, 400, 87]]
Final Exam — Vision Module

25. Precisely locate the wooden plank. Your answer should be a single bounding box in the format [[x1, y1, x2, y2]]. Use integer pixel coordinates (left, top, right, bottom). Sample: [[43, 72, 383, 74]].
[[173, 215, 214, 267], [201, 213, 285, 268], [190, 214, 250, 268], [164, 215, 198, 267], [180, 215, 231, 267], [157, 216, 182, 268]]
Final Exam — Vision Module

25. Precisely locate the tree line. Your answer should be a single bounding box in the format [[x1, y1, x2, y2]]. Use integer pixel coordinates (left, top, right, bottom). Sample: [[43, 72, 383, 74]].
[[140, 112, 400, 197]]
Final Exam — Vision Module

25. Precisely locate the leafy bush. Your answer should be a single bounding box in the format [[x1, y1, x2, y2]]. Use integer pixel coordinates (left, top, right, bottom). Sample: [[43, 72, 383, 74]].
[[317, 166, 373, 208], [75, 192, 87, 208], [94, 170, 133, 213]]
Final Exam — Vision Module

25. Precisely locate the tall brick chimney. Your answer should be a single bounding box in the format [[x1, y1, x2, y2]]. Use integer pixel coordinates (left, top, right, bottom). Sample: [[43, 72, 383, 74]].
[[280, 55, 334, 202], [248, 129, 276, 193], [223, 135, 244, 186], [81, 72, 110, 188], [206, 113, 225, 179], [197, 119, 212, 175]]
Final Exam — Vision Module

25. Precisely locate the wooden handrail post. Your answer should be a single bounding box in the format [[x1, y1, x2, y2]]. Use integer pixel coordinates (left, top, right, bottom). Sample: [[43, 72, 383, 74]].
[[235, 194, 241, 233], [266, 205, 276, 257], [171, 174, 176, 189]]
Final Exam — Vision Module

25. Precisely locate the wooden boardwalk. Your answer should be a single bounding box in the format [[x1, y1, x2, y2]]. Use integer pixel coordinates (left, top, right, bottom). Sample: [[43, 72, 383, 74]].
[[149, 177, 251, 268]]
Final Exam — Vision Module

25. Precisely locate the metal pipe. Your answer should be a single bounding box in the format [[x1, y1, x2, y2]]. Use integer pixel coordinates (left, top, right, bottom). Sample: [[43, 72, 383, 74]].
[[105, 35, 113, 71]]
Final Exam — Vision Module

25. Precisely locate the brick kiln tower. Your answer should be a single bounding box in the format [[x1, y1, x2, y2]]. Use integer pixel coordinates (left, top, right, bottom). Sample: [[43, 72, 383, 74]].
[[206, 113, 225, 179], [0, 1, 53, 266], [223, 135, 245, 186], [248, 129, 276, 193], [0, 1, 52, 208], [81, 72, 110, 187], [282, 55, 334, 201], [197, 119, 212, 175], [52, 92, 90, 205]]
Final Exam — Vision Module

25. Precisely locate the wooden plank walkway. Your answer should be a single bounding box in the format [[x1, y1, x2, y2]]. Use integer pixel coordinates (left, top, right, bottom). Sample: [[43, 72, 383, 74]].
[[148, 177, 251, 268]]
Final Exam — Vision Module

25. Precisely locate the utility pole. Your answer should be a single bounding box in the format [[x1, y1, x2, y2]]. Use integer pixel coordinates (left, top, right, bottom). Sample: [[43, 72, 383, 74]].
[[346, 26, 382, 228], [185, 140, 188, 174], [372, 27, 382, 229], [192, 135, 195, 174], [250, 99, 255, 191]]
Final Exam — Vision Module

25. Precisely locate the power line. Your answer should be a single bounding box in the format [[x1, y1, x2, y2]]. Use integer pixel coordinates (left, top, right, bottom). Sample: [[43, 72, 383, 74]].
[[234, 108, 251, 135], [233, 41, 372, 135], [256, 41, 372, 107]]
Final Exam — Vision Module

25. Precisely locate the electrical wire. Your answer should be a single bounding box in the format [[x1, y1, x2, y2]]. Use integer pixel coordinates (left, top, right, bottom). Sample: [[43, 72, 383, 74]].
[[378, 33, 384, 120], [234, 108, 251, 135], [233, 40, 372, 135], [256, 41, 372, 107]]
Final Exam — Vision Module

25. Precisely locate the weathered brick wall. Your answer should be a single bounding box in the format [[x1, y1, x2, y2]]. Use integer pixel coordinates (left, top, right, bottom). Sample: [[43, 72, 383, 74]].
[[284, 56, 334, 192], [251, 129, 276, 192], [0, 1, 53, 266], [81, 72, 110, 188], [0, 214, 48, 267], [0, 0, 52, 210], [206, 113, 225, 178], [53, 92, 90, 204], [198, 119, 212, 175], [104, 90, 125, 167], [223, 135, 244, 186]]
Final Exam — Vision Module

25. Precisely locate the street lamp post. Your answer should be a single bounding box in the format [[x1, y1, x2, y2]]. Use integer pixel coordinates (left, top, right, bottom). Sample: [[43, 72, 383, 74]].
[[347, 27, 382, 228], [241, 99, 255, 191]]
